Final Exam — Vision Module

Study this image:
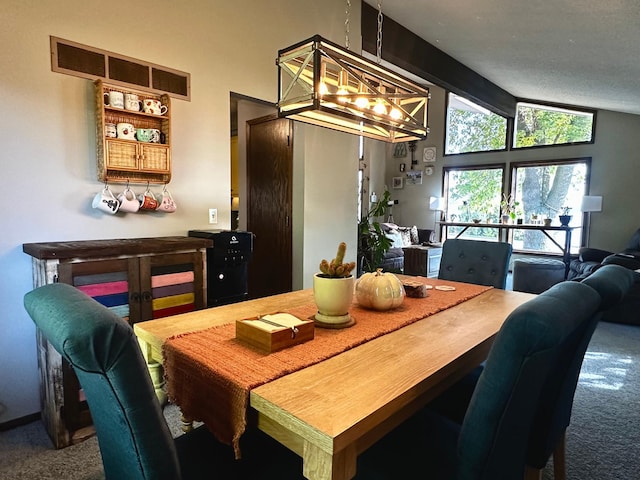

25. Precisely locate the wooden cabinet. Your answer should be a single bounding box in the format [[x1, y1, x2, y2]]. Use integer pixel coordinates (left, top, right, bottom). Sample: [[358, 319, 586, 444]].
[[95, 79, 172, 184], [23, 237, 210, 448], [403, 245, 443, 278], [104, 139, 171, 175]]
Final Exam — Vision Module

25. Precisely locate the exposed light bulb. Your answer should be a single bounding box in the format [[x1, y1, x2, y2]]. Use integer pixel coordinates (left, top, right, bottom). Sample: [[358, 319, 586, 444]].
[[373, 100, 387, 115], [390, 106, 402, 120], [354, 83, 369, 109], [336, 70, 349, 103], [318, 62, 329, 96]]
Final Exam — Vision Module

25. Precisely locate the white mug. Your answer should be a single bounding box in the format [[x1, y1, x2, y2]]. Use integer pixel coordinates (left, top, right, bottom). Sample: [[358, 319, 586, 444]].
[[103, 91, 124, 109], [117, 187, 140, 213], [142, 99, 168, 115], [105, 123, 117, 138], [116, 122, 136, 140], [150, 128, 161, 143], [156, 188, 177, 213], [92, 186, 119, 214], [124, 93, 142, 112]]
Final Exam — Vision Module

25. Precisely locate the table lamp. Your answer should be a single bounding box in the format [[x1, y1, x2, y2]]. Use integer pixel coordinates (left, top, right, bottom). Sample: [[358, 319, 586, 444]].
[[429, 196, 445, 241], [581, 195, 602, 246]]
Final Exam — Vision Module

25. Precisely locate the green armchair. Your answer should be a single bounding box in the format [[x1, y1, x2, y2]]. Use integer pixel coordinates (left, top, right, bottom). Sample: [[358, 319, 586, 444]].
[[23, 283, 301, 480]]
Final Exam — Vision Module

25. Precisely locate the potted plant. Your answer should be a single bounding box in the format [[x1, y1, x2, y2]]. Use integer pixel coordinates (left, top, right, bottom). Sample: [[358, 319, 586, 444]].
[[313, 242, 357, 327], [500, 193, 519, 224], [358, 189, 393, 274], [559, 206, 572, 226]]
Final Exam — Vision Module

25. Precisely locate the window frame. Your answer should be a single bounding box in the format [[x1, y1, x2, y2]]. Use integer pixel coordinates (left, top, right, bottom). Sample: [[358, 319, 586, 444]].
[[443, 93, 510, 157], [511, 99, 597, 150], [441, 163, 507, 241], [508, 157, 592, 251], [441, 158, 592, 252]]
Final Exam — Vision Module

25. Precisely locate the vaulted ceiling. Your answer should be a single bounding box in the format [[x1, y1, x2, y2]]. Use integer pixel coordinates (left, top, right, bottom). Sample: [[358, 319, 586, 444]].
[[367, 0, 640, 116]]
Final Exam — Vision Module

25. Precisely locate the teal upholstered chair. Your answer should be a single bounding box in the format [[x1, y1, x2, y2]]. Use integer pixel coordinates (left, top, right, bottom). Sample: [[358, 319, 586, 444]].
[[521, 264, 636, 479], [355, 281, 602, 480], [24, 283, 300, 480], [438, 238, 513, 289]]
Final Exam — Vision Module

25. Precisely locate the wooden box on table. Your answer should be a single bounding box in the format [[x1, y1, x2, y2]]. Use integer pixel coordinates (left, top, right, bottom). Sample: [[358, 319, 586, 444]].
[[236, 313, 314, 353]]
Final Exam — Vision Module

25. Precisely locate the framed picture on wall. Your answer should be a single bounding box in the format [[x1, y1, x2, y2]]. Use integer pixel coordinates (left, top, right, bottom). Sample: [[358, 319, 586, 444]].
[[392, 176, 404, 189], [423, 146, 436, 162], [393, 143, 407, 158], [406, 170, 423, 185]]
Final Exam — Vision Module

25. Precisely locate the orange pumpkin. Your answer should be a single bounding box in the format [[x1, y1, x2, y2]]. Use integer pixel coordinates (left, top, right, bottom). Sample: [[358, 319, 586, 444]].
[[355, 268, 405, 311]]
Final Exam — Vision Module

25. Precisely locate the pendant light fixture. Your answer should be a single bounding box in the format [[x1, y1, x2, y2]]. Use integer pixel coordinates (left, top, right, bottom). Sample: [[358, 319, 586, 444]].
[[276, 1, 430, 143]]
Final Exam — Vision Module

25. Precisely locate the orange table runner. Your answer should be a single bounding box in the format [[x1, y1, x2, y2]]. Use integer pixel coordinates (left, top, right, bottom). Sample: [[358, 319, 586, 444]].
[[163, 278, 491, 457]]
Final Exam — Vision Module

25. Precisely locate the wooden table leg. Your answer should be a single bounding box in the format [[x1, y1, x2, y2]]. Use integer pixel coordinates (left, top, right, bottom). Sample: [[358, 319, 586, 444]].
[[137, 337, 167, 406], [302, 442, 357, 480], [180, 413, 194, 433]]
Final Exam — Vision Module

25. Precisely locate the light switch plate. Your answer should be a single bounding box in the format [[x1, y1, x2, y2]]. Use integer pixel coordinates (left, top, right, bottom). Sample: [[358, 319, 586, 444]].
[[208, 208, 218, 224]]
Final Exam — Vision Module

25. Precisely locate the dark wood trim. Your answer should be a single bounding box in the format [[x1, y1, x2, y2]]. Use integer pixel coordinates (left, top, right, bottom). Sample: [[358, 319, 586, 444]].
[[361, 2, 516, 118], [511, 99, 597, 150], [0, 412, 41, 432]]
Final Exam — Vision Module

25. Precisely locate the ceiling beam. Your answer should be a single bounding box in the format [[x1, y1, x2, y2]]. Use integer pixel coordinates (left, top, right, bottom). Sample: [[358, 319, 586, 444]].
[[361, 1, 516, 118]]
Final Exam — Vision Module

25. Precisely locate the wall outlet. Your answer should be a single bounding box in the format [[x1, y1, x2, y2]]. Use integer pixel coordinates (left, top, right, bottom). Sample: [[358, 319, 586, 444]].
[[208, 208, 218, 224]]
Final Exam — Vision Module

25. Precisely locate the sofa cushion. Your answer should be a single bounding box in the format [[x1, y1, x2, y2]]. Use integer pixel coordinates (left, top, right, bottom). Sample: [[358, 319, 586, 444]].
[[380, 222, 398, 232], [386, 230, 405, 248], [624, 228, 640, 251], [385, 247, 404, 259], [396, 227, 413, 247], [579, 247, 613, 263]]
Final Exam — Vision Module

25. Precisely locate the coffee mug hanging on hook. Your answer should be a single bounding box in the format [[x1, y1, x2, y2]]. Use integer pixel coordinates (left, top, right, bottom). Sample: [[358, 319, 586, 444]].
[[156, 184, 177, 213], [117, 180, 139, 213], [138, 182, 159, 211], [92, 182, 120, 214]]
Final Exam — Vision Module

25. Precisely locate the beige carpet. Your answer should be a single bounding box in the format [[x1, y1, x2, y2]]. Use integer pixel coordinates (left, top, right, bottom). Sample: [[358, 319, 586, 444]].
[[0, 404, 183, 480]]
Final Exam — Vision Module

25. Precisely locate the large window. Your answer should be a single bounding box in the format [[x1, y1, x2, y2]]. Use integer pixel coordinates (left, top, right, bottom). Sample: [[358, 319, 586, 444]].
[[443, 165, 505, 240], [445, 93, 507, 155], [442, 159, 590, 254], [510, 158, 590, 254], [513, 102, 595, 148]]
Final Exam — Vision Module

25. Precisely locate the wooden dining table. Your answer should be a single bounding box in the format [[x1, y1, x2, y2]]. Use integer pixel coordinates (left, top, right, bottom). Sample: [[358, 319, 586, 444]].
[[134, 277, 534, 480]]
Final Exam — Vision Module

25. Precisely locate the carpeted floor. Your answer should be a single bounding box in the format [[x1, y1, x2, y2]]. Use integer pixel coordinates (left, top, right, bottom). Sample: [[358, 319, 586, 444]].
[[0, 321, 638, 480], [551, 320, 640, 480]]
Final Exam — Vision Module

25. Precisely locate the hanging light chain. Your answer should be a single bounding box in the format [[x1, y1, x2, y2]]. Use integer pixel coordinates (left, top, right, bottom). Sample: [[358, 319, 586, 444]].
[[376, 0, 384, 64], [345, 0, 351, 50]]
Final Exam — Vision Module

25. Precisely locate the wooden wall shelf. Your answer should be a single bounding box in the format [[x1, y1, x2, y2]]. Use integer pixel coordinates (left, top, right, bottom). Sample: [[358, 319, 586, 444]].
[[95, 80, 172, 184]]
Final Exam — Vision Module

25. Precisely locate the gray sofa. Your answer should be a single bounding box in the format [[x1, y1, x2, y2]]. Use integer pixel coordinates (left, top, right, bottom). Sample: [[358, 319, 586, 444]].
[[568, 227, 640, 325]]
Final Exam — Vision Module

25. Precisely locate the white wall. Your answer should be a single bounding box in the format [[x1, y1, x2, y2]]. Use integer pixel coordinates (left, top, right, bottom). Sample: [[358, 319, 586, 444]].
[[296, 125, 360, 289], [364, 139, 389, 213], [0, 0, 361, 423], [383, 84, 640, 252]]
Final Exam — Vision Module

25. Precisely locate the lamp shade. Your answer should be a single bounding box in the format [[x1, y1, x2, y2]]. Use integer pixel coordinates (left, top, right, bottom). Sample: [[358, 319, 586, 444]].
[[429, 196, 445, 211], [277, 35, 430, 143], [231, 196, 240, 211], [581, 195, 602, 212]]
